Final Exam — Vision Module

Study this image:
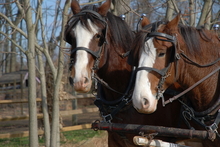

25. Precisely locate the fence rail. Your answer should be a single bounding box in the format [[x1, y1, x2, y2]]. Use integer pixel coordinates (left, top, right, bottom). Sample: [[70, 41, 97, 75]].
[[0, 124, 92, 139], [0, 94, 99, 139]]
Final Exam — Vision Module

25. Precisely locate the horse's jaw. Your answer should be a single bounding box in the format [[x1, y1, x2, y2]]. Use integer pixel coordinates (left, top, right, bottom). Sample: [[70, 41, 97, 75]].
[[73, 76, 92, 93]]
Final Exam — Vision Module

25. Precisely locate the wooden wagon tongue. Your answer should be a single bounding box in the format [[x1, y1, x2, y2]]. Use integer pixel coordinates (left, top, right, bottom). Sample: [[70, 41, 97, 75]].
[[92, 121, 216, 141]]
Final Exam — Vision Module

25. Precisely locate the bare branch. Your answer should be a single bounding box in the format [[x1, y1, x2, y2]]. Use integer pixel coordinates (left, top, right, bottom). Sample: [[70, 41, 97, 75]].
[[170, 0, 186, 25], [0, 31, 26, 53], [0, 12, 27, 37], [0, 0, 17, 5], [80, 0, 104, 6], [121, 0, 140, 17]]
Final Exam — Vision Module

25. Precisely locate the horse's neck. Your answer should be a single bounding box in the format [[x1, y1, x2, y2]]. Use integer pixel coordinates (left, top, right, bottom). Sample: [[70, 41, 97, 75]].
[[178, 58, 220, 112], [97, 47, 132, 101]]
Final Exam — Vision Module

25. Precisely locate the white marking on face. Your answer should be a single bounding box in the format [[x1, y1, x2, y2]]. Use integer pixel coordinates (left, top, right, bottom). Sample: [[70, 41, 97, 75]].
[[132, 38, 158, 113], [73, 19, 99, 83]]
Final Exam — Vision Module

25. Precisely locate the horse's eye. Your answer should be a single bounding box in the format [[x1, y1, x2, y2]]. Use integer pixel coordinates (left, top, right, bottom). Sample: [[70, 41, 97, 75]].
[[158, 52, 165, 57], [96, 34, 101, 39]]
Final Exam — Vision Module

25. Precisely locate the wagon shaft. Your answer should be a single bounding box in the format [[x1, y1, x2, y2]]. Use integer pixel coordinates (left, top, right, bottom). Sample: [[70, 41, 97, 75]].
[[91, 122, 216, 141]]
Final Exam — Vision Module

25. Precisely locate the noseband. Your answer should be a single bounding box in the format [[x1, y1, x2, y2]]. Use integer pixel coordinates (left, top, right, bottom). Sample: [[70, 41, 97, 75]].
[[67, 9, 108, 71]]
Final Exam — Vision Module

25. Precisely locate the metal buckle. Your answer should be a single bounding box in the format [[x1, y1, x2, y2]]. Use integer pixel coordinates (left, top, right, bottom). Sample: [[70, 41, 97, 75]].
[[122, 98, 130, 105], [206, 123, 218, 132], [103, 114, 112, 123]]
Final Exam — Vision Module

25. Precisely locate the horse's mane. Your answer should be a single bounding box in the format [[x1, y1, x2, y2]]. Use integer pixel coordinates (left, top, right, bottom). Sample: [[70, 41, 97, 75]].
[[65, 4, 134, 52], [178, 24, 204, 55]]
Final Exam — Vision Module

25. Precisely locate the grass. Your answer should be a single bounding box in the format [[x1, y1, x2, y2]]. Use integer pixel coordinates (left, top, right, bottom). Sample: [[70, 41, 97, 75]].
[[0, 129, 104, 147], [61, 129, 104, 144]]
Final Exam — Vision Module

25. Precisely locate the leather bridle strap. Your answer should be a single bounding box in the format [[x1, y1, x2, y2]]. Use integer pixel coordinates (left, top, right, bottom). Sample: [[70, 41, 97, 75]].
[[136, 66, 169, 76], [164, 66, 220, 105], [147, 32, 176, 43], [180, 52, 220, 67], [71, 47, 102, 59]]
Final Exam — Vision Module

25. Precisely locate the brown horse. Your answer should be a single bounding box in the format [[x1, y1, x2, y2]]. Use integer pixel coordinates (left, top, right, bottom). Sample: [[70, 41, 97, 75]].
[[130, 14, 220, 146], [65, 0, 183, 146]]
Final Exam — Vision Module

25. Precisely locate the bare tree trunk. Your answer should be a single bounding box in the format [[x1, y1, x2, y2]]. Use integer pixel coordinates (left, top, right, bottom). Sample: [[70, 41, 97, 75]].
[[111, 0, 131, 23], [37, 50, 50, 147], [197, 0, 212, 29], [10, 9, 22, 72], [166, 0, 175, 21], [23, 0, 39, 146], [35, 1, 51, 146], [189, 0, 196, 27], [50, 0, 70, 146], [4, 0, 11, 73]]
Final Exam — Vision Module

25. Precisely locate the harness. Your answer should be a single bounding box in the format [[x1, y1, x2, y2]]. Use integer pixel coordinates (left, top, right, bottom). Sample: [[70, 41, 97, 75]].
[[136, 21, 220, 138]]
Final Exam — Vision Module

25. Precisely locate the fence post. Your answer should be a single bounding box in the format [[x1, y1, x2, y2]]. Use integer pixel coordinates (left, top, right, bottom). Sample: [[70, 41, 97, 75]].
[[72, 97, 78, 125], [20, 74, 24, 115]]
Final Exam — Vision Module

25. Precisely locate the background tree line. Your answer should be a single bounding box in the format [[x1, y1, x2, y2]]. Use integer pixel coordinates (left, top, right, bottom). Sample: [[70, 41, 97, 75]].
[[0, 0, 219, 147]]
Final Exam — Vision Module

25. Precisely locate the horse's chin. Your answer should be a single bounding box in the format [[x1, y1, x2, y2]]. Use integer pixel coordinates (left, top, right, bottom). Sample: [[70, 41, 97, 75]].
[[134, 105, 157, 114], [132, 97, 158, 114], [73, 79, 92, 93]]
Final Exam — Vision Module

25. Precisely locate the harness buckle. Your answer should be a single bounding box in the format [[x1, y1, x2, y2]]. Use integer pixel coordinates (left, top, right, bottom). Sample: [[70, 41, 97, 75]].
[[122, 98, 130, 105], [103, 114, 112, 123], [176, 53, 181, 60], [206, 123, 218, 133]]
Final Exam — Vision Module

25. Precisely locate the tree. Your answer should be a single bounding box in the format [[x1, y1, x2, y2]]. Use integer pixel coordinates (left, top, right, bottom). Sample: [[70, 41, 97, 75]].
[[166, 0, 175, 21], [197, 0, 213, 29], [0, 0, 70, 146]]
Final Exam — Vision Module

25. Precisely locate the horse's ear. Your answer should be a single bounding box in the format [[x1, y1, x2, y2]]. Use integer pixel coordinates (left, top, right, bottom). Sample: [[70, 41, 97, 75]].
[[71, 0, 81, 14], [141, 17, 151, 28], [167, 13, 181, 30], [98, 0, 111, 16]]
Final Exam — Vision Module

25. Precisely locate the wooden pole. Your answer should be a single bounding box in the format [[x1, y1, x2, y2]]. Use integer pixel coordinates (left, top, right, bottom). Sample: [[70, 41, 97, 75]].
[[20, 74, 24, 115], [72, 98, 78, 125]]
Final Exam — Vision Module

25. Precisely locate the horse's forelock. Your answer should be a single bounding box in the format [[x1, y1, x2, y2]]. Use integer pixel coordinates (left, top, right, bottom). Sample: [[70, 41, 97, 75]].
[[128, 31, 147, 66]]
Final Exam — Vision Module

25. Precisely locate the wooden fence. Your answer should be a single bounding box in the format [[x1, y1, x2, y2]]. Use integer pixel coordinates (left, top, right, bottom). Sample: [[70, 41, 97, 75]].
[[0, 94, 99, 139]]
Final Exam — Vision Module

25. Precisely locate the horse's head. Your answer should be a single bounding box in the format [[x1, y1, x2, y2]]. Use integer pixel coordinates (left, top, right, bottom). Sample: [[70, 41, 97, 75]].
[[65, 0, 111, 93], [130, 14, 181, 114]]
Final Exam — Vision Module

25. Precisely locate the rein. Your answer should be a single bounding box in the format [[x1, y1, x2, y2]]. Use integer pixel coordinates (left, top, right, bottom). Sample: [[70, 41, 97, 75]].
[[164, 66, 220, 105]]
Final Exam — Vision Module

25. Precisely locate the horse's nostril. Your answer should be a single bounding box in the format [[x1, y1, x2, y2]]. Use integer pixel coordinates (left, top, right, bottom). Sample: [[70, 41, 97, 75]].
[[84, 77, 89, 84], [143, 98, 148, 105], [69, 77, 74, 85]]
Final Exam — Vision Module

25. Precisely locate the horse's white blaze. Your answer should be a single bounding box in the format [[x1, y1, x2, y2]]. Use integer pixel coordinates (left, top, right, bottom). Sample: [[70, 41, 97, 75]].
[[132, 38, 158, 113], [73, 19, 98, 84]]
